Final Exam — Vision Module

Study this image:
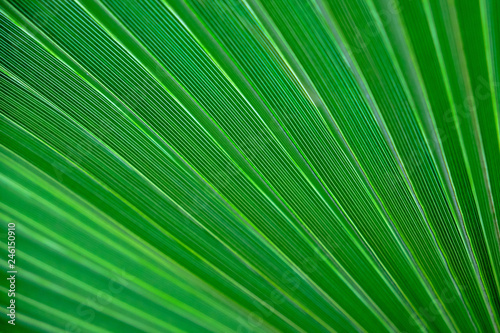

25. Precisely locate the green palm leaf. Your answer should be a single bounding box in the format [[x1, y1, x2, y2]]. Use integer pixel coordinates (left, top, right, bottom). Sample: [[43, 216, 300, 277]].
[[1, 0, 499, 332]]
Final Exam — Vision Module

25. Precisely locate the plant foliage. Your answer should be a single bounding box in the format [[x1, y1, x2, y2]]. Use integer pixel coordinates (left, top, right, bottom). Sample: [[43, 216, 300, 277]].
[[1, 0, 499, 332]]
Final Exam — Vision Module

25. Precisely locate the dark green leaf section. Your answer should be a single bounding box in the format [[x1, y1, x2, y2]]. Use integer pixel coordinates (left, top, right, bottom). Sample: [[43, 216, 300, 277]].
[[0, 0, 499, 332]]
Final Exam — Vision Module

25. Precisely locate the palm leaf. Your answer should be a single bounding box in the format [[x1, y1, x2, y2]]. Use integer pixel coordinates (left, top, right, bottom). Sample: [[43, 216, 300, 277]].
[[1, 0, 499, 332]]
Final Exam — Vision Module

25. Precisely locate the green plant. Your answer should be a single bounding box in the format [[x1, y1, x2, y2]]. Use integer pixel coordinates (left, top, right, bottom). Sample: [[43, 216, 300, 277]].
[[1, 0, 499, 332]]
